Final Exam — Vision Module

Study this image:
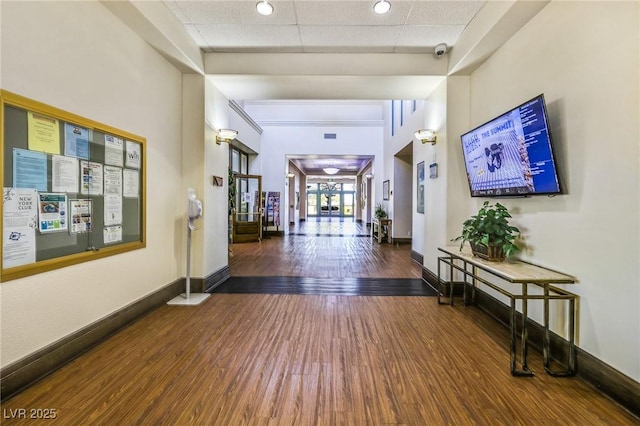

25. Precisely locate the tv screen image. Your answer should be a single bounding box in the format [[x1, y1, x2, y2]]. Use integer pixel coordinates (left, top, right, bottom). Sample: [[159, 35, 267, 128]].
[[460, 94, 561, 197]]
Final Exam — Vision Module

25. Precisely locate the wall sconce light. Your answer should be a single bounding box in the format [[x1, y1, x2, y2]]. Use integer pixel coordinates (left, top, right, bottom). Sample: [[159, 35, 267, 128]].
[[216, 128, 238, 145], [286, 172, 295, 178], [415, 129, 437, 145], [373, 0, 391, 14], [256, 0, 274, 16], [365, 174, 373, 179]]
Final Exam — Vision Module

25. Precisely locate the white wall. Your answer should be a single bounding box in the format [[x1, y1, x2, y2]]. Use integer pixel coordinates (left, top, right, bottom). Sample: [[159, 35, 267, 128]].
[[203, 79, 232, 276], [0, 1, 183, 366], [417, 82, 449, 270], [392, 156, 412, 238], [463, 1, 640, 380]]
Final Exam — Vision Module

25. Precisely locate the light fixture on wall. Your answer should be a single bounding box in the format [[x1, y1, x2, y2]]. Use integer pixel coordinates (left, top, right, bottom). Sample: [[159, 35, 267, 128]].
[[286, 172, 295, 178], [323, 167, 340, 175], [373, 0, 391, 14], [215, 128, 238, 144], [256, 0, 274, 16], [365, 173, 373, 179], [415, 129, 437, 145]]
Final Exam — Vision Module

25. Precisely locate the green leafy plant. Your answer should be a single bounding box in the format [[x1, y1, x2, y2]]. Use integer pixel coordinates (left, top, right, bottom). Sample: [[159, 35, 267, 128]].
[[452, 201, 521, 258], [374, 202, 387, 219]]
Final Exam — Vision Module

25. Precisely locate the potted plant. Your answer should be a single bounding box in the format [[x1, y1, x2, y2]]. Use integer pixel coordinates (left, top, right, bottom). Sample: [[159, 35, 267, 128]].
[[374, 202, 387, 219], [452, 201, 520, 261]]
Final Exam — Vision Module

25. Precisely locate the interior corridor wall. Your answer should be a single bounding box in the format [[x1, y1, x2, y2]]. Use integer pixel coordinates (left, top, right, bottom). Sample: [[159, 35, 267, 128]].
[[203, 79, 232, 277], [465, 1, 639, 381], [0, 1, 184, 366], [418, 81, 448, 270]]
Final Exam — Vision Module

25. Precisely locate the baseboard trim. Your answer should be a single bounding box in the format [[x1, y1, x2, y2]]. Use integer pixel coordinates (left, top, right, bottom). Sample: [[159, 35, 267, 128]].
[[423, 266, 640, 417], [421, 265, 465, 297], [1, 265, 231, 401], [204, 265, 231, 292], [411, 250, 423, 265], [393, 238, 411, 245]]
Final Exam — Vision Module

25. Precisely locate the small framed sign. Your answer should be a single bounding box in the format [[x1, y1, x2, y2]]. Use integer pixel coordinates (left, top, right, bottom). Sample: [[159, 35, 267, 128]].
[[429, 163, 438, 179]]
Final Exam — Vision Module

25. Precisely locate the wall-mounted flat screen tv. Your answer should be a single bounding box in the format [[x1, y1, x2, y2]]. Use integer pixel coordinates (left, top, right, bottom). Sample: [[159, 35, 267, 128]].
[[460, 94, 561, 197]]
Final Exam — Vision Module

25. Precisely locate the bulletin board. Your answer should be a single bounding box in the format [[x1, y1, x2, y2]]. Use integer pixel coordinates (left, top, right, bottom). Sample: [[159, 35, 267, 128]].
[[1, 90, 146, 282]]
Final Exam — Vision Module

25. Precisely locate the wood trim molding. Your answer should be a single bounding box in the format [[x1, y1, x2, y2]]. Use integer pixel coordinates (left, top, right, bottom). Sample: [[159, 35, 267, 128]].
[[1, 265, 230, 401], [411, 250, 424, 266], [204, 265, 231, 292], [423, 266, 640, 417], [393, 238, 412, 245]]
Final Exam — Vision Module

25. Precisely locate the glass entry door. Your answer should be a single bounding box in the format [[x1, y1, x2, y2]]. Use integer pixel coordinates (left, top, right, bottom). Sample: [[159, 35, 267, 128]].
[[232, 174, 262, 243], [307, 182, 356, 218]]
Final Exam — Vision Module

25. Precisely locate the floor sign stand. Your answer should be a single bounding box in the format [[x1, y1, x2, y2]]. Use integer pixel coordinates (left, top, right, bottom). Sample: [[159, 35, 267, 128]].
[[168, 189, 210, 306]]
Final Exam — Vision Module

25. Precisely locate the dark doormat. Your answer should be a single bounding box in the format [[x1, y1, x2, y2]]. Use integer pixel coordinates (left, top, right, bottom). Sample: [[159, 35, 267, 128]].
[[211, 276, 437, 297]]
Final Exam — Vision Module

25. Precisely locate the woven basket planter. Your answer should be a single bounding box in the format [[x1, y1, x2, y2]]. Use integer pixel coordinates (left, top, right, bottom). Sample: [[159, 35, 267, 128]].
[[470, 242, 505, 262]]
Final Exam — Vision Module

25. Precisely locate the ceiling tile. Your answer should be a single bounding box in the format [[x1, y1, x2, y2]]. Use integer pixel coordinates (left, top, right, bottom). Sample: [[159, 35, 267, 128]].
[[300, 25, 403, 47], [195, 24, 303, 49], [295, 1, 412, 26], [406, 1, 485, 26], [165, 1, 297, 25], [397, 25, 465, 47]]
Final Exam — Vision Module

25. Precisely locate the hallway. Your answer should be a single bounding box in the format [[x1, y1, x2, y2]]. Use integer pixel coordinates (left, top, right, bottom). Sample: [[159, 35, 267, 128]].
[[230, 218, 421, 280], [3, 227, 637, 424]]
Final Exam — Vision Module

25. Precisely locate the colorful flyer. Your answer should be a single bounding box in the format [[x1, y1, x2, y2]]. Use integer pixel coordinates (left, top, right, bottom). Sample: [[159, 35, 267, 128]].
[[70, 199, 92, 234], [38, 193, 68, 233], [80, 161, 103, 195], [28, 111, 60, 154]]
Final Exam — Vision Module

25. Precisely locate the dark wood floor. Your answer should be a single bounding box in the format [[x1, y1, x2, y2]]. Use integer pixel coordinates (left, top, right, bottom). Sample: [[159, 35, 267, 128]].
[[230, 234, 422, 279], [214, 276, 435, 296], [2, 231, 638, 424]]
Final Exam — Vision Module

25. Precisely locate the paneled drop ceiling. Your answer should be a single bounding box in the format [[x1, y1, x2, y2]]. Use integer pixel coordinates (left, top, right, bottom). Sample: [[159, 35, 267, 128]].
[[163, 0, 485, 54]]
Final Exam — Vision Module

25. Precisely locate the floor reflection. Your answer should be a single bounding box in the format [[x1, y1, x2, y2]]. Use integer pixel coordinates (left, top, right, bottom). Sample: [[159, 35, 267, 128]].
[[287, 217, 369, 237]]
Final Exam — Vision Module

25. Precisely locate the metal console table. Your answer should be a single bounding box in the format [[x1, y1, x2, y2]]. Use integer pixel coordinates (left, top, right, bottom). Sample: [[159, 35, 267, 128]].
[[437, 246, 577, 377]]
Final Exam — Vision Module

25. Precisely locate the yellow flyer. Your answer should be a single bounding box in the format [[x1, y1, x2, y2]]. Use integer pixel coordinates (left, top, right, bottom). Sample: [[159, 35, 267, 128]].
[[27, 111, 60, 154]]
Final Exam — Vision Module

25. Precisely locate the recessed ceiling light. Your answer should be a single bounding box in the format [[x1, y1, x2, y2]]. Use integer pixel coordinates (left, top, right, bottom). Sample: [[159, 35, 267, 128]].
[[373, 0, 391, 14], [256, 0, 274, 16]]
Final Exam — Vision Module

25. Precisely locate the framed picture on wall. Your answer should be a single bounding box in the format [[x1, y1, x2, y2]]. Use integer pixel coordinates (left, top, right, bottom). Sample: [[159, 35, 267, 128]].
[[383, 180, 390, 200], [417, 161, 425, 213]]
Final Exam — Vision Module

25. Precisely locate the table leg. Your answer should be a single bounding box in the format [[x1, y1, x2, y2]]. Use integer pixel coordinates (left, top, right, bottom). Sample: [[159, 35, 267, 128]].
[[511, 293, 534, 377], [471, 266, 477, 305], [543, 284, 550, 371], [510, 297, 517, 375], [462, 260, 468, 305], [521, 284, 529, 372], [437, 257, 443, 305], [569, 297, 576, 374], [449, 256, 454, 306], [544, 285, 576, 376]]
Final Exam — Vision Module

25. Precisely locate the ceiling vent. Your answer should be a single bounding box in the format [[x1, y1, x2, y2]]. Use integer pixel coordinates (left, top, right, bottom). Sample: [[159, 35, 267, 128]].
[[324, 133, 337, 140]]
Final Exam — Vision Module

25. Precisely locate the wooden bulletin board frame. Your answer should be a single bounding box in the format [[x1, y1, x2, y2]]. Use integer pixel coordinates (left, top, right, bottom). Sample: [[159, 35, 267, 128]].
[[1, 90, 146, 282]]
